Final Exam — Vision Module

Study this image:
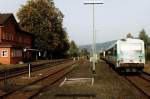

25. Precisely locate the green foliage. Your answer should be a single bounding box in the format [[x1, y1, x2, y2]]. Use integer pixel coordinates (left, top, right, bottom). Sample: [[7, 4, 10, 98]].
[[80, 48, 90, 56], [17, 0, 69, 59], [139, 29, 150, 61], [146, 47, 150, 61], [126, 33, 133, 38], [68, 41, 79, 57], [139, 29, 149, 48]]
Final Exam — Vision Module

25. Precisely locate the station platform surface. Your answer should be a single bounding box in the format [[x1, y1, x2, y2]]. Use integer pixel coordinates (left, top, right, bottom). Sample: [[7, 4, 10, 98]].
[[38, 60, 147, 99]]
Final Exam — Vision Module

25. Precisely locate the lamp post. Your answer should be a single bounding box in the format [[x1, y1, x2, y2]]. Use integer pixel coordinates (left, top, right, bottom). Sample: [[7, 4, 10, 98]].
[[84, 0, 104, 74]]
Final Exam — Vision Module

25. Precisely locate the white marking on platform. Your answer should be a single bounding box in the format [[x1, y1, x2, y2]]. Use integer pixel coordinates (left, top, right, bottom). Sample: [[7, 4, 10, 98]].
[[59, 78, 94, 87], [59, 77, 67, 87], [92, 78, 94, 86]]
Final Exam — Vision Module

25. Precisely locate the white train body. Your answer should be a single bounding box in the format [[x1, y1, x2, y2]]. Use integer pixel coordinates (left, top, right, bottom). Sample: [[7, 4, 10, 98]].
[[104, 38, 145, 72]]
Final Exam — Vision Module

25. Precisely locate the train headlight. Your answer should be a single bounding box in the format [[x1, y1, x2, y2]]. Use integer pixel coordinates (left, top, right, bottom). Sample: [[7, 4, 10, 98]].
[[139, 56, 142, 58]]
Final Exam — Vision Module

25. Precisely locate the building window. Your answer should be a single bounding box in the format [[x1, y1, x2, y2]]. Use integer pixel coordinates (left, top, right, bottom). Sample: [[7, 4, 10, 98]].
[[9, 34, 13, 40], [6, 33, 9, 40], [19, 36, 22, 43], [11, 34, 14, 40], [3, 32, 14, 41], [1, 50, 8, 57], [2, 32, 5, 39], [12, 49, 22, 57]]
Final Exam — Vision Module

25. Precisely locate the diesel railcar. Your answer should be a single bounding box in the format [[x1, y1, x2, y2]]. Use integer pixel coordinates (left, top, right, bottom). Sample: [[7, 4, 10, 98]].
[[101, 38, 145, 72]]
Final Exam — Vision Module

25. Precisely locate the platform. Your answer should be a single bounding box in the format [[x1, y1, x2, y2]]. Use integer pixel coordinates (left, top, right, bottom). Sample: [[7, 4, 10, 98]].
[[38, 60, 148, 99]]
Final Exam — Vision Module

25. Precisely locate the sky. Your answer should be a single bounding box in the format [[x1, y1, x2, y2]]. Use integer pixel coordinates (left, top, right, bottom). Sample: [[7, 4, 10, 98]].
[[0, 0, 150, 46]]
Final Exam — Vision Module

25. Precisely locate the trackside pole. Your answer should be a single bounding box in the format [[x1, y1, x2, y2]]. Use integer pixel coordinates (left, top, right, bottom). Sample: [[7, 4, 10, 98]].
[[4, 70, 7, 86], [92, 55, 96, 74], [28, 64, 31, 78]]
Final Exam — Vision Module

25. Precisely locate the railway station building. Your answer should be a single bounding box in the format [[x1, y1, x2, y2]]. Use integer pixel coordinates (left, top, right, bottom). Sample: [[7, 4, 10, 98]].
[[0, 13, 33, 64]]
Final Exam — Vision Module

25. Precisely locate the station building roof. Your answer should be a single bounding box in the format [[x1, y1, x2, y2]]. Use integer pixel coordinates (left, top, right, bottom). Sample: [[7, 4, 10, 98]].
[[0, 13, 33, 36]]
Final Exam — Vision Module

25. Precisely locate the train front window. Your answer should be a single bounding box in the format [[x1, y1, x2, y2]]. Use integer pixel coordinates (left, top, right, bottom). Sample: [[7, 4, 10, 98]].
[[120, 44, 143, 59], [120, 44, 142, 51]]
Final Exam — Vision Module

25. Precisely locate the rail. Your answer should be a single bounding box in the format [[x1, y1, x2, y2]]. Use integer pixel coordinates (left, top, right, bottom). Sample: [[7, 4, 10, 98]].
[[0, 60, 77, 98]]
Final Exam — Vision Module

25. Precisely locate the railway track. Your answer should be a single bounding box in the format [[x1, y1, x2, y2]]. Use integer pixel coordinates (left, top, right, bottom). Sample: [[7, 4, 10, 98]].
[[125, 73, 150, 98], [0, 60, 77, 99], [0, 59, 69, 81]]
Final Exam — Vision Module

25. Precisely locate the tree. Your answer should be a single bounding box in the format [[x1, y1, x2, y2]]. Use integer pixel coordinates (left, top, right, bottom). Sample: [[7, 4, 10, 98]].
[[80, 48, 90, 57], [17, 0, 69, 59], [139, 29, 150, 61], [69, 41, 79, 57], [139, 29, 149, 48], [126, 33, 133, 38]]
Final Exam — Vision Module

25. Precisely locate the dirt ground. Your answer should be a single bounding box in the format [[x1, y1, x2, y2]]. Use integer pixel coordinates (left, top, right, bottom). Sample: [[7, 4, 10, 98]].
[[37, 60, 148, 99]]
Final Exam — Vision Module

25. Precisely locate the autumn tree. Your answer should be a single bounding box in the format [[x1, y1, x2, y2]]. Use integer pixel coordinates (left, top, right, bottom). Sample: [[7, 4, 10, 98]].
[[17, 0, 69, 59]]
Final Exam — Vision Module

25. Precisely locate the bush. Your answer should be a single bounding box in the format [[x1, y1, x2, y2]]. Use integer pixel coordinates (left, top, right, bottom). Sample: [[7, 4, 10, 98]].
[[146, 49, 150, 61]]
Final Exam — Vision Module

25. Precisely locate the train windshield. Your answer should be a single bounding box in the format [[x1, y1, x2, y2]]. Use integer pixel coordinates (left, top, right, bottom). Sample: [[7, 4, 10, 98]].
[[120, 44, 142, 51], [120, 43, 142, 59]]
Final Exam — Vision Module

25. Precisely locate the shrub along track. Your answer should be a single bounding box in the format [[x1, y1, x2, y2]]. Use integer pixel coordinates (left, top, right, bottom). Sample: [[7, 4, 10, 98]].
[[0, 60, 77, 99], [125, 73, 150, 98]]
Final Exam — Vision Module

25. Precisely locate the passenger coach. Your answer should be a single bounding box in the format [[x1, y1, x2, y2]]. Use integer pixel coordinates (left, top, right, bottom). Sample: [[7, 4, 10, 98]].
[[101, 38, 145, 72]]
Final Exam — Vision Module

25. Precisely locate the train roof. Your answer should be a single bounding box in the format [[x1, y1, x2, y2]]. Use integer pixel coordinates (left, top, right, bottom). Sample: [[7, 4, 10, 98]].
[[105, 38, 144, 51], [117, 38, 144, 43], [98, 40, 117, 53]]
